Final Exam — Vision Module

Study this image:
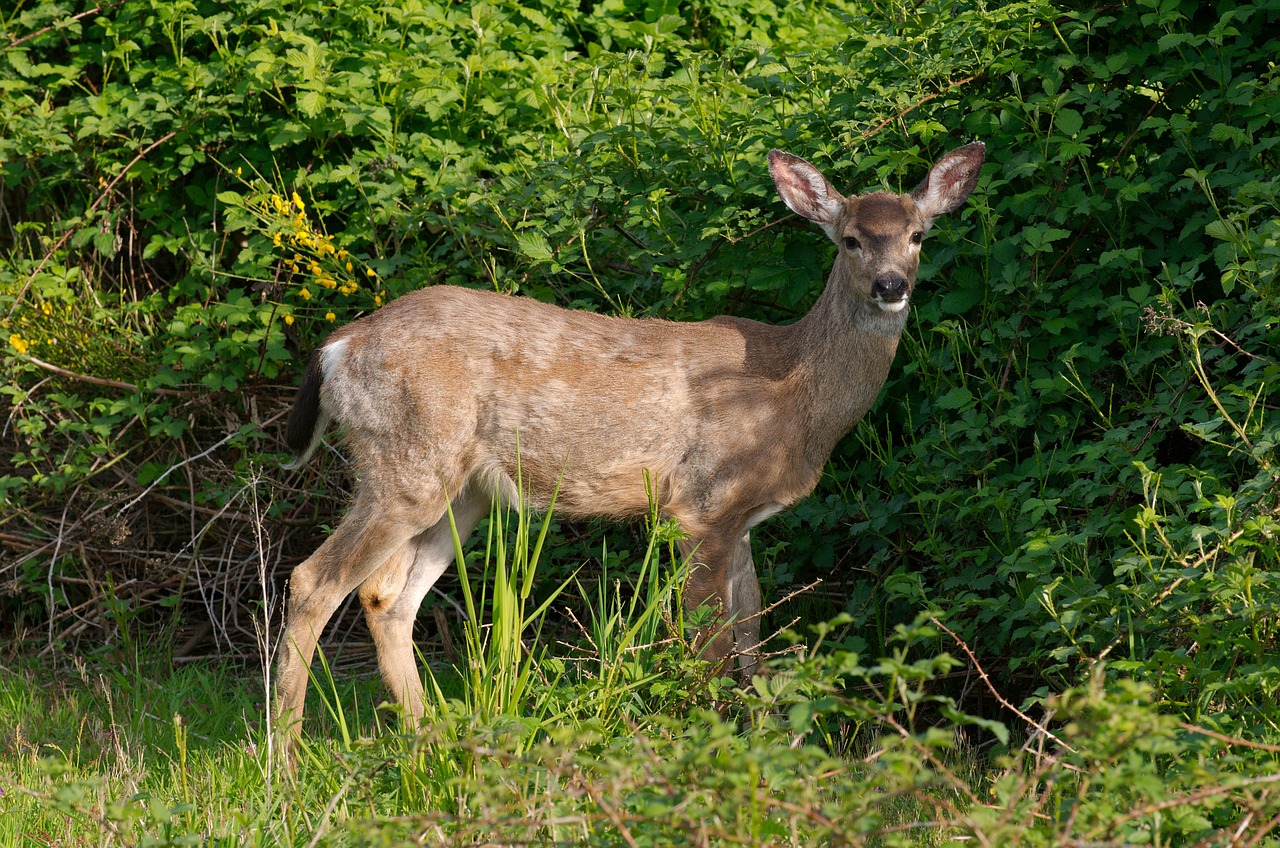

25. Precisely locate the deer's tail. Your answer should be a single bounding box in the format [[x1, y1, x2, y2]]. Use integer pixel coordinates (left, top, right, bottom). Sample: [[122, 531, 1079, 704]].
[[283, 346, 330, 470]]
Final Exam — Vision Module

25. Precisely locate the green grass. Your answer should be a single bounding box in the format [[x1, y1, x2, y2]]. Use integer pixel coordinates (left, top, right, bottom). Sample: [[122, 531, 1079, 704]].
[[2, 498, 1279, 845], [0, 501, 958, 846], [1, 655, 260, 844], [0, 649, 947, 846], [0, 650, 471, 844], [4, 616, 1278, 846]]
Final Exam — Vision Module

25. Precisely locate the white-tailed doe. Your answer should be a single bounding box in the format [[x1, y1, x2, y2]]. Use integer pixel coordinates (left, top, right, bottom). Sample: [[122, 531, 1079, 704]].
[[275, 141, 985, 757]]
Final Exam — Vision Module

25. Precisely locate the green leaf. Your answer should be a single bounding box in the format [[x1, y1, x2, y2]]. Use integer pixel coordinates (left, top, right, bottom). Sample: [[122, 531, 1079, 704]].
[[1055, 108, 1083, 137], [1203, 218, 1239, 242], [515, 232, 554, 263], [941, 285, 984, 315], [297, 89, 325, 117], [936, 386, 974, 410]]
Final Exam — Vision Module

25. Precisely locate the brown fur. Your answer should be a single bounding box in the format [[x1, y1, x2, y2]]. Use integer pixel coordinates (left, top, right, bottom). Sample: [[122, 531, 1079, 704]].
[[273, 142, 985, 762]]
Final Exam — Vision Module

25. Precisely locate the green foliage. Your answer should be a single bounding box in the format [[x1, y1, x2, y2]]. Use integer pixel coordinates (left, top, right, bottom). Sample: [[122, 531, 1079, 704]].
[[787, 0, 1280, 733], [2, 0, 1279, 842], [5, 626, 1279, 846]]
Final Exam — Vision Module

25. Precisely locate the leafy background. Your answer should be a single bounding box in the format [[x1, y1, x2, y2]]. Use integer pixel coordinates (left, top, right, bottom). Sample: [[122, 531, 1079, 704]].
[[1, 0, 1278, 843]]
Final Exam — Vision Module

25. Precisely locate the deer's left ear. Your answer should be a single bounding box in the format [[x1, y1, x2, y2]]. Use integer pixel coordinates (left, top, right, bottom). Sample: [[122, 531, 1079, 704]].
[[911, 142, 985, 227]]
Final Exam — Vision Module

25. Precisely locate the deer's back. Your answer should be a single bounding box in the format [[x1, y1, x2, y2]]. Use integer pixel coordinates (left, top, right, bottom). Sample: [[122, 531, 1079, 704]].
[[316, 286, 816, 519]]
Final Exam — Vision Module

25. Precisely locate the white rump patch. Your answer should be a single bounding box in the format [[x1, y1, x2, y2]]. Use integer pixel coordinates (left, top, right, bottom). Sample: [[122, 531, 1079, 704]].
[[320, 337, 348, 382]]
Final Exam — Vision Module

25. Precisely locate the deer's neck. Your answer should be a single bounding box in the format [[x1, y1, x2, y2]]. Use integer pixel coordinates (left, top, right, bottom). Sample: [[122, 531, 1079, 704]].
[[792, 254, 907, 451]]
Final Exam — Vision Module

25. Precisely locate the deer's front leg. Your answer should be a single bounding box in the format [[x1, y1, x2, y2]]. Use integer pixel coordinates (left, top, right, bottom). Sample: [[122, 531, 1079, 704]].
[[680, 529, 761, 677], [729, 531, 761, 677]]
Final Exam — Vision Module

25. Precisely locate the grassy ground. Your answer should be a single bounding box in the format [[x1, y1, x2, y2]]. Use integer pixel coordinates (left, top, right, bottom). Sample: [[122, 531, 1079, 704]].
[[0, 646, 948, 847], [4, 622, 1278, 847], [5, 655, 299, 841], [2, 505, 1278, 846], [0, 649, 482, 845]]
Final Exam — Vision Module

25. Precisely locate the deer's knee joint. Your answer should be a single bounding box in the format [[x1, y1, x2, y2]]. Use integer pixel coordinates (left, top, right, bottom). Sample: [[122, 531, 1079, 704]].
[[359, 582, 401, 615], [286, 562, 320, 602]]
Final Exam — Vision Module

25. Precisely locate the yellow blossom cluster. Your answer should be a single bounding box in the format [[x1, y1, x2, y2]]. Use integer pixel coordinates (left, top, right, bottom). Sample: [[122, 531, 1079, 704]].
[[256, 188, 386, 323], [8, 301, 81, 357]]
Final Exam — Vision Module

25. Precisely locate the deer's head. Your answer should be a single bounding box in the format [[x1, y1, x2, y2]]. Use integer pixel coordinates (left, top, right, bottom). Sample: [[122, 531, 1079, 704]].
[[768, 143, 985, 313]]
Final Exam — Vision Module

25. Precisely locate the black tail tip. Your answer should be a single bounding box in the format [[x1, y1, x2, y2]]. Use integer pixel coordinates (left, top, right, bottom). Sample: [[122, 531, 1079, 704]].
[[284, 349, 325, 460]]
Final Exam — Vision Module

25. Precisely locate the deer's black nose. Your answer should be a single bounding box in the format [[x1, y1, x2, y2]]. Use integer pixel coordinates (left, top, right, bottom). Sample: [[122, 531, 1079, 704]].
[[871, 274, 908, 301]]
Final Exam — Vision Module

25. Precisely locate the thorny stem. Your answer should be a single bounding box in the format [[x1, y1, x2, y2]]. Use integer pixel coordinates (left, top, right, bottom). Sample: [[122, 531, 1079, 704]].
[[931, 617, 1079, 756]]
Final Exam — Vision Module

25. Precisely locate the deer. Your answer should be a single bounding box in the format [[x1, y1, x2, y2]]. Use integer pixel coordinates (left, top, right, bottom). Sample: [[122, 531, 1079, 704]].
[[273, 141, 985, 759]]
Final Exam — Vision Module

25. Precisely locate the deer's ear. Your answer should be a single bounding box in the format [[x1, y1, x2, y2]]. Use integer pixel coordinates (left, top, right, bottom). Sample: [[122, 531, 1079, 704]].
[[769, 150, 846, 239], [911, 141, 985, 226]]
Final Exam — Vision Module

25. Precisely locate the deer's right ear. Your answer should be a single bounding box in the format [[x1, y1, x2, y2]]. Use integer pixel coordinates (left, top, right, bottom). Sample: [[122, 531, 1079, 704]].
[[769, 150, 845, 239]]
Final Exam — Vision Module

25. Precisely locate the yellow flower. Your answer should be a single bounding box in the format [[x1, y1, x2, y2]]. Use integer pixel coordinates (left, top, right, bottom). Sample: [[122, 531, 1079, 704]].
[[366, 268, 377, 278], [309, 262, 323, 276], [337, 248, 348, 259], [9, 334, 28, 354], [284, 314, 295, 326], [291, 191, 305, 212], [345, 261, 353, 272], [41, 302, 53, 315], [272, 232, 283, 247], [320, 278, 336, 290], [325, 311, 335, 322], [272, 194, 287, 213], [374, 295, 382, 307], [299, 288, 311, 300], [236, 166, 243, 177]]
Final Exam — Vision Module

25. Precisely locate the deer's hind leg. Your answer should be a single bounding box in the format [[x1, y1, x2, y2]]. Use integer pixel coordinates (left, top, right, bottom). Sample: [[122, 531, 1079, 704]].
[[274, 481, 453, 757], [359, 484, 489, 724]]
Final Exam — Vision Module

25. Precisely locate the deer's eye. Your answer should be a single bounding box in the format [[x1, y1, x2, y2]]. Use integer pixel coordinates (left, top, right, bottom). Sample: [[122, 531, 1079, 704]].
[[844, 236, 861, 251], [911, 231, 924, 245]]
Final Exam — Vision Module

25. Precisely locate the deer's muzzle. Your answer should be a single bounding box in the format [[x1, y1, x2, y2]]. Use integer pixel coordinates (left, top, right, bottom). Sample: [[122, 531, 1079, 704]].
[[871, 274, 910, 307]]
